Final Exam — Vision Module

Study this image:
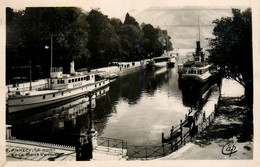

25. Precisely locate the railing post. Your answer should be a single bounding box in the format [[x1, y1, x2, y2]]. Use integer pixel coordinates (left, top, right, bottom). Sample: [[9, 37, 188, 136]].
[[162, 143, 165, 156], [108, 138, 110, 152], [162, 133, 164, 143], [183, 135, 186, 146], [146, 146, 148, 160], [122, 140, 123, 153], [180, 119, 183, 145]]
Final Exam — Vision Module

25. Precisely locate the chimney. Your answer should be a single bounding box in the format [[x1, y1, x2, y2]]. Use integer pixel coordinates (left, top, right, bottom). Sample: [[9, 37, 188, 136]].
[[70, 61, 75, 74], [196, 41, 201, 52]]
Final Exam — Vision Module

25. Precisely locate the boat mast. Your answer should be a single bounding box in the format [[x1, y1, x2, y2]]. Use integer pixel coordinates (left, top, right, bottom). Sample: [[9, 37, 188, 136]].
[[29, 61, 32, 90], [50, 34, 53, 89], [198, 15, 200, 42], [166, 30, 168, 55], [50, 34, 53, 75]]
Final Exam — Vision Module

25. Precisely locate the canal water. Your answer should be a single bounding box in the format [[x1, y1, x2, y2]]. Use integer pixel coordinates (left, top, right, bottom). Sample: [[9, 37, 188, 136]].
[[7, 64, 219, 147]]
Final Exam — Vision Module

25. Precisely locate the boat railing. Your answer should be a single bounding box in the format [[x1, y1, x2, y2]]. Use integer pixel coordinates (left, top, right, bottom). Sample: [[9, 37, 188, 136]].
[[7, 83, 49, 96]]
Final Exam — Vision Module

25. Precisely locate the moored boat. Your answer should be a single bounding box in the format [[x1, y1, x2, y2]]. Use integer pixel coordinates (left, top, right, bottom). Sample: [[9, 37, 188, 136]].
[[106, 73, 119, 80], [147, 55, 175, 69], [178, 41, 212, 84], [7, 61, 110, 113]]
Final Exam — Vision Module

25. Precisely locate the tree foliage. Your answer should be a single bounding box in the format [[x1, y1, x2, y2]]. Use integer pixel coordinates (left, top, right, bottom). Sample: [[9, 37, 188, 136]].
[[208, 8, 252, 104], [6, 8, 172, 84]]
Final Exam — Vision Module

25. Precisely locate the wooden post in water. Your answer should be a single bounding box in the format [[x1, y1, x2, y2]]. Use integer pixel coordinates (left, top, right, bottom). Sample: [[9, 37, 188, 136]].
[[170, 127, 173, 138], [162, 133, 164, 143]]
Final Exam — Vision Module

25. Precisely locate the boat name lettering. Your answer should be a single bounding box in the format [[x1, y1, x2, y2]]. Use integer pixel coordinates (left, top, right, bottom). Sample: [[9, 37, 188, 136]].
[[73, 83, 82, 87]]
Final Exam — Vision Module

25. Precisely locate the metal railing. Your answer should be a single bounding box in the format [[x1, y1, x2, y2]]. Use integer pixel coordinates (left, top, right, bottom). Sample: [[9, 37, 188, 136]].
[[94, 136, 127, 154], [8, 83, 49, 96], [126, 97, 220, 160]]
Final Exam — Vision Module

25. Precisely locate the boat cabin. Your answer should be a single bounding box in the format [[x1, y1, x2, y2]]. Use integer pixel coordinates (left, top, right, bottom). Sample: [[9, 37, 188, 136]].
[[49, 61, 95, 90]]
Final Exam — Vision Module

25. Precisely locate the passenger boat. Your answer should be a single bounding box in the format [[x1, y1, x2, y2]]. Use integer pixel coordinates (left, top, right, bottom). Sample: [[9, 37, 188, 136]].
[[147, 55, 175, 69], [167, 51, 178, 67], [178, 41, 212, 84], [106, 73, 119, 80], [7, 61, 110, 113]]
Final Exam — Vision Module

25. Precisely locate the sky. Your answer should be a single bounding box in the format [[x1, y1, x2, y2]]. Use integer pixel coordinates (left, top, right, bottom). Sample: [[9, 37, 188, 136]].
[[1, 0, 254, 19]]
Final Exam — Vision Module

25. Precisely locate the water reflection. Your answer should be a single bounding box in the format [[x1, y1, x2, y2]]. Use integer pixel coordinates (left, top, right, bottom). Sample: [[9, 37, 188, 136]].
[[7, 66, 220, 147], [7, 87, 109, 146]]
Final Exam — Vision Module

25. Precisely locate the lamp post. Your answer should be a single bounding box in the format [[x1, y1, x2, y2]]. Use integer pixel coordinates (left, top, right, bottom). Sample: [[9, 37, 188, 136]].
[[45, 34, 53, 89], [87, 91, 95, 134], [29, 61, 32, 91]]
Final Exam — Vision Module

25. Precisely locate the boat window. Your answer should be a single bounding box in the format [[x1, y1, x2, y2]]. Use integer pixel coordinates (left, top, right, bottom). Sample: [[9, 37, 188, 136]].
[[87, 76, 90, 80], [99, 83, 101, 86], [53, 94, 55, 97], [78, 78, 80, 81], [68, 79, 71, 83], [43, 95, 45, 99], [84, 77, 86, 80], [61, 92, 63, 96], [75, 78, 77, 82], [92, 75, 94, 78], [81, 77, 83, 81], [95, 84, 97, 87], [72, 79, 74, 82]]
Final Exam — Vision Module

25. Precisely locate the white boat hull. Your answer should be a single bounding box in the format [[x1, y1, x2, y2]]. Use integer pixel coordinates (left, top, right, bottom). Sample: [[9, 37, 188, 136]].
[[7, 80, 109, 113], [181, 72, 211, 83]]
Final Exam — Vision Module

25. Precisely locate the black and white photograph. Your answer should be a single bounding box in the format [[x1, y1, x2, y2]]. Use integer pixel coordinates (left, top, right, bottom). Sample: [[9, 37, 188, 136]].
[[0, 0, 259, 166]]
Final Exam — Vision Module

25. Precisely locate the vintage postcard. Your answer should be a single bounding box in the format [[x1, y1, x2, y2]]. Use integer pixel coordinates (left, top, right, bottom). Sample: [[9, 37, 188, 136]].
[[0, 0, 259, 166]]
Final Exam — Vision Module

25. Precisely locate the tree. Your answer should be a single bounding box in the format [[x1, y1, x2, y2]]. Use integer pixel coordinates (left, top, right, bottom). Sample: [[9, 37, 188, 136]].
[[120, 24, 141, 61], [208, 8, 252, 105], [6, 7, 173, 84], [6, 7, 90, 79], [86, 9, 121, 67], [142, 24, 165, 58], [123, 13, 139, 26]]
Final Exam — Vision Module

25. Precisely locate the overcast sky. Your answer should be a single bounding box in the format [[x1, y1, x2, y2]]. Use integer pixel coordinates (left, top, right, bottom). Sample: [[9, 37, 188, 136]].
[[2, 0, 253, 19]]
